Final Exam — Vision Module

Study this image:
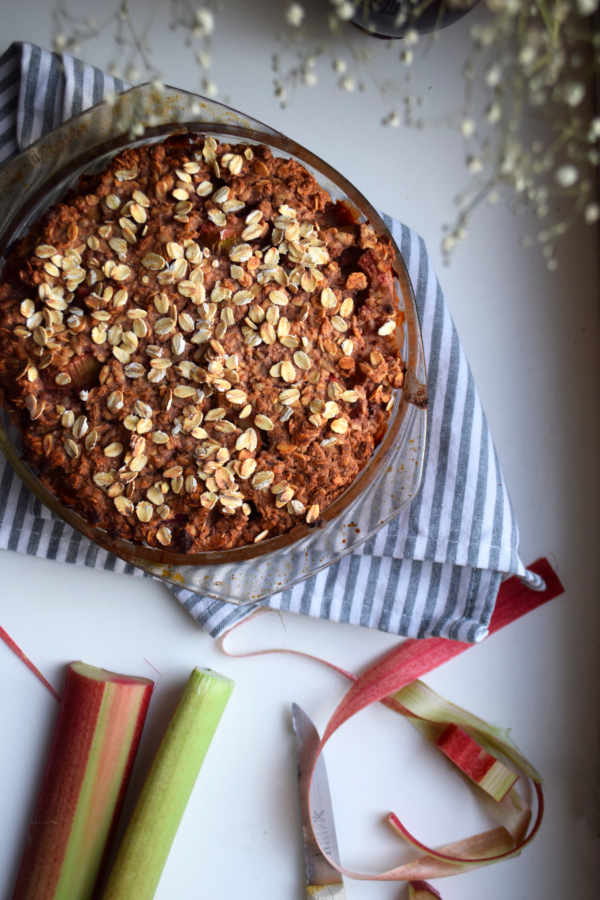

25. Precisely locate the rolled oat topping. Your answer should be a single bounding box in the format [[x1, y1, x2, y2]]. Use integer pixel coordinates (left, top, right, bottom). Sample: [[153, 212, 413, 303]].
[[0, 135, 405, 553]]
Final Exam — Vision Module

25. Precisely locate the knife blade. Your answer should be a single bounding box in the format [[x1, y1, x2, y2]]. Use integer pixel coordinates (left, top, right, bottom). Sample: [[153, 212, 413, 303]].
[[292, 703, 346, 899]]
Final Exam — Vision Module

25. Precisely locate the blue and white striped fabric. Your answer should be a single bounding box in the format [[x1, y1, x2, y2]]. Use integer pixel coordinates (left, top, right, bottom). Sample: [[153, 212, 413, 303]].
[[0, 42, 533, 642]]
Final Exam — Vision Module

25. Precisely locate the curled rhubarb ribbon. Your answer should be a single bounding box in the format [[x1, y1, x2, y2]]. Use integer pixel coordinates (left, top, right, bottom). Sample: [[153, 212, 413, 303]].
[[222, 557, 563, 882], [308, 642, 544, 880]]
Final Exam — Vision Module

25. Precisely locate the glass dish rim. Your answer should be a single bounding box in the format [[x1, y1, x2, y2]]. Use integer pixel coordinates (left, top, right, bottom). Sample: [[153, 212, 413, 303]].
[[0, 86, 427, 571]]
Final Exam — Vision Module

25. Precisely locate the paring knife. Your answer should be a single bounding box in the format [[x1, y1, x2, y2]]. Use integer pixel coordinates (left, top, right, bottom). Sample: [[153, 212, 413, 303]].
[[292, 703, 346, 899]]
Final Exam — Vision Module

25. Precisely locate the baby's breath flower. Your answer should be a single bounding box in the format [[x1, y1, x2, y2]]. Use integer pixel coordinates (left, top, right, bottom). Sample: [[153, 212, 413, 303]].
[[486, 102, 501, 123], [460, 118, 476, 138], [194, 9, 214, 36], [555, 164, 579, 187], [196, 51, 211, 69], [588, 117, 600, 140], [340, 75, 355, 91], [585, 203, 600, 223], [480, 25, 497, 46], [202, 78, 218, 98], [125, 65, 141, 83], [333, 58, 346, 73], [564, 81, 585, 106], [577, 0, 599, 12], [404, 29, 419, 46], [519, 45, 536, 66], [400, 50, 413, 65], [286, 3, 305, 27], [382, 111, 401, 127], [485, 64, 503, 87], [442, 235, 456, 256], [334, 1, 356, 21], [467, 156, 484, 174]]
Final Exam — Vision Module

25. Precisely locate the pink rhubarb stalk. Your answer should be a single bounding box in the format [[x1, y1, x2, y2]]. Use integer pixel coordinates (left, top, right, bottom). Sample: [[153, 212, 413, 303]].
[[11, 661, 153, 900]]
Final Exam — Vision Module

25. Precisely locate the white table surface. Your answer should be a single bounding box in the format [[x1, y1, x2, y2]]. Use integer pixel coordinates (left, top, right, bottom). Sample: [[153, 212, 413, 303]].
[[1, 3, 600, 899]]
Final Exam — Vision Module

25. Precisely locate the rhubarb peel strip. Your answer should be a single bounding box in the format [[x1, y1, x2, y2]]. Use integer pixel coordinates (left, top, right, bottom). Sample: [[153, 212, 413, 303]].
[[220, 558, 562, 882], [386, 783, 544, 866], [304, 637, 545, 880], [221, 558, 562, 685], [0, 625, 60, 701], [405, 713, 532, 844], [393, 680, 542, 782]]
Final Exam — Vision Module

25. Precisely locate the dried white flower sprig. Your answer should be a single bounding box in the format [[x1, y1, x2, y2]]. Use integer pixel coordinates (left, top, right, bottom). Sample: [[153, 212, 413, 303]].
[[436, 0, 600, 266], [52, 0, 220, 98], [51, 0, 600, 266]]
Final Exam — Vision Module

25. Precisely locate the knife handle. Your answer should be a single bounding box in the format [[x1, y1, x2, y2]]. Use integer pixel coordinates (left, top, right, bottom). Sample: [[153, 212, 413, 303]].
[[307, 884, 346, 899]]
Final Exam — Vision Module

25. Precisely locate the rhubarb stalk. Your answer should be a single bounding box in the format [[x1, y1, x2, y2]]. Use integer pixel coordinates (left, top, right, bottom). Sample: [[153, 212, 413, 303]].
[[11, 661, 153, 900], [101, 667, 234, 900]]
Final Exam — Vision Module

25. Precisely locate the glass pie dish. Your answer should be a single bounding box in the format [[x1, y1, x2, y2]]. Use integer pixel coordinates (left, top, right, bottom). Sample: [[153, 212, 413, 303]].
[[0, 84, 427, 605]]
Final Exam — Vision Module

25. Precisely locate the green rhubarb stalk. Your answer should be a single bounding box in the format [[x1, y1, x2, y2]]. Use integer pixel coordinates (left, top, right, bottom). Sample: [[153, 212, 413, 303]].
[[101, 667, 234, 900], [12, 661, 153, 900]]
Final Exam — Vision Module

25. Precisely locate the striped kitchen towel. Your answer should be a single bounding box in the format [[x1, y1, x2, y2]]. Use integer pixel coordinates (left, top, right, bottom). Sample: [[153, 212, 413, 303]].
[[0, 42, 541, 642]]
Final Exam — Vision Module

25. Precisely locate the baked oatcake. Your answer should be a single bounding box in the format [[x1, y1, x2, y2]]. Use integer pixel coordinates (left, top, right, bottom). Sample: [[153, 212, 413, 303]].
[[0, 135, 405, 553]]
